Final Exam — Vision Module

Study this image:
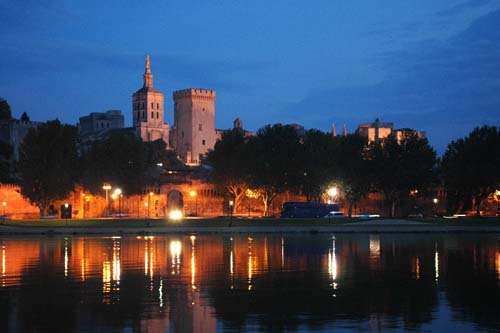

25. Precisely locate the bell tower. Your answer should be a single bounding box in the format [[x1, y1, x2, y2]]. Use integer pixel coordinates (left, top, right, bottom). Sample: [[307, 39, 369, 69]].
[[132, 55, 169, 145]]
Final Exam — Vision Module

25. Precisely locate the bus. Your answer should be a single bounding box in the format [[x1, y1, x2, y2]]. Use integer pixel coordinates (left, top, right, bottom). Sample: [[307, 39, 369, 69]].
[[280, 202, 340, 218]]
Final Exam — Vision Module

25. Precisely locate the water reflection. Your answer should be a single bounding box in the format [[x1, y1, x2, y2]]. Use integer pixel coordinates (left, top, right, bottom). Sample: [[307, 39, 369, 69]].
[[0, 234, 499, 332]]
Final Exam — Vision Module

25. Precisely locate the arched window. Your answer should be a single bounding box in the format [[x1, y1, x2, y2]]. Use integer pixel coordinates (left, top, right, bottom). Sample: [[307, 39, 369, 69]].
[[156, 112, 159, 119], [151, 112, 154, 118], [157, 103, 159, 109]]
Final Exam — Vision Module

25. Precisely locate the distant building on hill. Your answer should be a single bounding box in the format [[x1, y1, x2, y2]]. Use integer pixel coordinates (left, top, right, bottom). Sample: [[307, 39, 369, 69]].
[[79, 110, 124, 136], [356, 118, 426, 142], [78, 110, 126, 149]]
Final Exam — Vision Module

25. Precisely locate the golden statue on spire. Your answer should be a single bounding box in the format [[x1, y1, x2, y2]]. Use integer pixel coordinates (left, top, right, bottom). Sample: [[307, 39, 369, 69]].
[[145, 54, 151, 74]]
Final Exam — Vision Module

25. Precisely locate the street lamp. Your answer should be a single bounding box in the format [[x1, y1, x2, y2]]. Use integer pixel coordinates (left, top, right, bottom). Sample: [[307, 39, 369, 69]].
[[114, 188, 122, 217], [327, 187, 338, 203], [229, 200, 234, 227], [2, 201, 6, 216], [148, 191, 153, 218], [433, 198, 439, 217], [102, 183, 111, 216], [190, 190, 197, 216]]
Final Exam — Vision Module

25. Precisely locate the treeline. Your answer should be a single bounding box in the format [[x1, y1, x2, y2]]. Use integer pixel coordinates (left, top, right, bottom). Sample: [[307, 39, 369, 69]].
[[207, 124, 500, 217], [3, 93, 499, 217], [16, 120, 174, 216]]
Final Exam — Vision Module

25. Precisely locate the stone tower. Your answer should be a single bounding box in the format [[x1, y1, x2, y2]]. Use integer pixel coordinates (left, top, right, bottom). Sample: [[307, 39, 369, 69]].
[[173, 89, 216, 165], [132, 55, 169, 145]]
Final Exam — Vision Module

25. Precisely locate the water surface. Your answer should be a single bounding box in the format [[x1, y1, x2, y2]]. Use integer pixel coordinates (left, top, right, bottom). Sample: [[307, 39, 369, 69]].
[[1, 234, 499, 332]]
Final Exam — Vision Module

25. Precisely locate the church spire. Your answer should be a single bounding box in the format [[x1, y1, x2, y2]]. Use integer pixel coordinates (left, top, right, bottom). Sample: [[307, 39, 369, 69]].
[[143, 54, 153, 88], [331, 123, 337, 137], [342, 124, 347, 137]]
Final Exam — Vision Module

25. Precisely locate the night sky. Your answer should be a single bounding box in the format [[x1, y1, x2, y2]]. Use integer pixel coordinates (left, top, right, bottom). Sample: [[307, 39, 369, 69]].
[[1, 0, 500, 153]]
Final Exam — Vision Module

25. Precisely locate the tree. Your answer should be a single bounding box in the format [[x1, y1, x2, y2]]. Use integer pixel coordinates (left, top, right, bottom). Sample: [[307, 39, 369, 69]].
[[0, 98, 12, 120], [80, 134, 166, 195], [20, 112, 30, 123], [18, 120, 79, 216], [299, 130, 338, 202], [335, 134, 372, 217], [369, 131, 437, 217], [206, 129, 248, 213], [0, 141, 14, 182], [246, 124, 303, 216], [442, 126, 500, 216]]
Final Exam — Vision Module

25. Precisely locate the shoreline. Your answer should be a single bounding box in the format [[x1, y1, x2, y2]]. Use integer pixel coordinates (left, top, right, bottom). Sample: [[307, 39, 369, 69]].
[[1, 220, 500, 236]]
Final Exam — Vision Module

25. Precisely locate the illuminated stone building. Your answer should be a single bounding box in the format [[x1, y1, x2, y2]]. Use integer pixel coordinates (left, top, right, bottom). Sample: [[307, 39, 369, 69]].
[[356, 118, 394, 142], [356, 118, 426, 143], [172, 89, 217, 165], [132, 55, 170, 146]]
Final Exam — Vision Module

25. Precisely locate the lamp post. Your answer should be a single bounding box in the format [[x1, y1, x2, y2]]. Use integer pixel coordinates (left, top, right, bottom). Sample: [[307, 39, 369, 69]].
[[102, 183, 111, 216], [148, 192, 153, 218], [64, 203, 69, 226], [114, 188, 122, 217], [433, 198, 439, 217], [1, 201, 6, 216], [327, 187, 338, 204], [229, 200, 234, 227], [190, 190, 197, 216]]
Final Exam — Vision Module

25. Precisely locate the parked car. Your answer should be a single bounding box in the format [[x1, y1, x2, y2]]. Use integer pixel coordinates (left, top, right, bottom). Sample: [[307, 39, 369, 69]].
[[323, 212, 345, 218], [356, 212, 380, 219]]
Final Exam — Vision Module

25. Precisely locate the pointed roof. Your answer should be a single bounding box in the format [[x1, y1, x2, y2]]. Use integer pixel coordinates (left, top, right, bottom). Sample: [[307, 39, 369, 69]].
[[135, 54, 161, 94]]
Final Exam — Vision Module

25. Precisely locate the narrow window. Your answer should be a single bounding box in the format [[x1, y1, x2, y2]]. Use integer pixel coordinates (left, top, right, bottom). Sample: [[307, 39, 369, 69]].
[[156, 112, 159, 119], [157, 103, 159, 109], [151, 112, 154, 118], [142, 111, 145, 118], [202, 139, 206, 145], [151, 102, 153, 108]]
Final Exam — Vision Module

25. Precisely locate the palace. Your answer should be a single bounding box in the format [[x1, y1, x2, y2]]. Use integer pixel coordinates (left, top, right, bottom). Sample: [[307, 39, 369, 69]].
[[78, 55, 218, 166]]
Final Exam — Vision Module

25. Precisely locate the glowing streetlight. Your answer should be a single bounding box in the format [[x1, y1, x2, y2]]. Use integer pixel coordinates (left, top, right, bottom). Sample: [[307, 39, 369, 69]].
[[327, 187, 338, 203], [114, 188, 122, 217], [229, 200, 234, 227], [1, 201, 6, 216], [169, 210, 183, 220], [433, 198, 439, 217], [102, 183, 112, 216]]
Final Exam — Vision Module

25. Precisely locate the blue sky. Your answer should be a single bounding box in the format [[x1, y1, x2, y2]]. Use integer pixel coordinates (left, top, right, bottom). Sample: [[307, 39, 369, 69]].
[[1, 0, 499, 153]]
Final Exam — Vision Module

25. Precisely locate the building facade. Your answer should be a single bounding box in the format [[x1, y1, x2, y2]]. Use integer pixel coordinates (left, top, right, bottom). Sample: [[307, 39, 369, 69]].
[[173, 89, 216, 165], [79, 110, 124, 136], [356, 118, 394, 142], [0, 117, 40, 160], [132, 55, 169, 146]]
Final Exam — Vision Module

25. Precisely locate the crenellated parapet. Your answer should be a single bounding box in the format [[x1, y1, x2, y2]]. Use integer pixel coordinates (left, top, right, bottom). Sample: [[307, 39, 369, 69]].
[[173, 89, 216, 101], [0, 183, 20, 190]]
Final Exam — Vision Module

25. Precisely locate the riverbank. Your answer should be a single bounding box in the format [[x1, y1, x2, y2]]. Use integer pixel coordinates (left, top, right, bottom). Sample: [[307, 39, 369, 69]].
[[1, 218, 500, 235]]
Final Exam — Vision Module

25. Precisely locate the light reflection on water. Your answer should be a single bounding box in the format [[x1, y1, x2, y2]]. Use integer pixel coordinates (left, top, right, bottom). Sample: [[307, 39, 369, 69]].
[[0, 234, 499, 333]]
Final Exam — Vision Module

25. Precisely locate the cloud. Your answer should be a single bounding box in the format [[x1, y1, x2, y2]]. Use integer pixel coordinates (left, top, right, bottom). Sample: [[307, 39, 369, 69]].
[[436, 0, 492, 17], [281, 8, 500, 153]]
